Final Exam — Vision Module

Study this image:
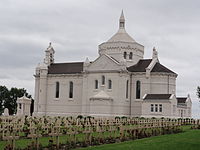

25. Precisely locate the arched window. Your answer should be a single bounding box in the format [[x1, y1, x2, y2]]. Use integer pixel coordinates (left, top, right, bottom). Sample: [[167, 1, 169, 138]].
[[50, 53, 53, 63], [126, 80, 129, 99], [102, 75, 105, 85], [55, 82, 60, 98], [136, 80, 141, 99], [95, 80, 98, 89], [108, 80, 112, 89], [19, 103, 22, 109], [124, 52, 127, 59], [69, 81, 73, 98], [129, 52, 133, 59]]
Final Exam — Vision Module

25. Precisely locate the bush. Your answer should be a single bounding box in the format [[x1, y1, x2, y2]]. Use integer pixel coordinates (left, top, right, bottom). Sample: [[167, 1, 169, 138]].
[[77, 115, 83, 119], [115, 116, 120, 120]]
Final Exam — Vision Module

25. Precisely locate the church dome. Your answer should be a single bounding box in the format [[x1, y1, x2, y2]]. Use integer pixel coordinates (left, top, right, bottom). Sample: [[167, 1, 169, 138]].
[[98, 11, 144, 67], [107, 28, 135, 43], [107, 10, 135, 43]]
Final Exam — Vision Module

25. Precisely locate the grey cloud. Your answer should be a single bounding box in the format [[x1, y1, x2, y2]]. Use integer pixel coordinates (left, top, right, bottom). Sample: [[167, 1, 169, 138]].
[[0, 0, 199, 117], [0, 74, 10, 79]]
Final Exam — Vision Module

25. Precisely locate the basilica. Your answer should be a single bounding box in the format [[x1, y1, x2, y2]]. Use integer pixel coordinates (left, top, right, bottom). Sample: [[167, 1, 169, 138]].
[[33, 11, 192, 118]]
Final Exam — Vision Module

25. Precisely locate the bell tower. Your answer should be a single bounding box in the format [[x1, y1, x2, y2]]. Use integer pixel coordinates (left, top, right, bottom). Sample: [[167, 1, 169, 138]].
[[44, 42, 55, 66]]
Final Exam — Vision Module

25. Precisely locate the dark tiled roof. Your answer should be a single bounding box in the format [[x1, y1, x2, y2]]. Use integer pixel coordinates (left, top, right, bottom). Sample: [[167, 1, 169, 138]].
[[48, 62, 83, 74], [177, 97, 187, 103], [127, 59, 177, 75], [144, 94, 172, 100], [127, 59, 152, 72], [151, 63, 176, 74]]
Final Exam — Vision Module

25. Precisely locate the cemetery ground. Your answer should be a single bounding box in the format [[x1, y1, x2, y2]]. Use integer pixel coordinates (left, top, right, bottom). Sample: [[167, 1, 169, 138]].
[[0, 116, 200, 150], [0, 125, 199, 150], [78, 126, 200, 150]]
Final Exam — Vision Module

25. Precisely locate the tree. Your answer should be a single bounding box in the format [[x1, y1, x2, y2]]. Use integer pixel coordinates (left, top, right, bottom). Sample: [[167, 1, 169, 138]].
[[0, 86, 9, 115], [197, 86, 200, 99], [5, 87, 32, 115], [0, 86, 32, 115]]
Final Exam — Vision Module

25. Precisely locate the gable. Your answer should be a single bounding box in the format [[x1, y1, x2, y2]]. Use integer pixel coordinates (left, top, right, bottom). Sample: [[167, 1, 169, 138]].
[[87, 54, 121, 72]]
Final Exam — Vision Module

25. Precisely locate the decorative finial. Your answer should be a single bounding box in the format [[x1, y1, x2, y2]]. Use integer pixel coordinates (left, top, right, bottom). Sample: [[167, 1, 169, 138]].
[[48, 42, 52, 49], [46, 42, 52, 50], [119, 10, 125, 29], [84, 57, 90, 69], [120, 10, 125, 20], [85, 57, 90, 64], [152, 46, 158, 59], [44, 42, 55, 65]]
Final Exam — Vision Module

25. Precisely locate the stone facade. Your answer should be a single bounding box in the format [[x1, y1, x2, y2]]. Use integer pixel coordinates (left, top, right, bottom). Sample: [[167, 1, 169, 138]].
[[33, 11, 192, 118]]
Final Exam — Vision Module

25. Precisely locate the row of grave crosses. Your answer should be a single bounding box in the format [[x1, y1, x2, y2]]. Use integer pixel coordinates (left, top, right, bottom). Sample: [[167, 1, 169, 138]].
[[0, 116, 200, 149]]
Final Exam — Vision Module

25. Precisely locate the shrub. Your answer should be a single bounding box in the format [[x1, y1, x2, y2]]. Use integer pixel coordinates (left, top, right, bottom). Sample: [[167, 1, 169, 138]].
[[77, 115, 83, 119], [115, 116, 120, 120]]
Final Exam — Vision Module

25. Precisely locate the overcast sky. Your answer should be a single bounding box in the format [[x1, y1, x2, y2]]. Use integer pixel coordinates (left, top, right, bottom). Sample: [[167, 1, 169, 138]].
[[0, 0, 199, 118]]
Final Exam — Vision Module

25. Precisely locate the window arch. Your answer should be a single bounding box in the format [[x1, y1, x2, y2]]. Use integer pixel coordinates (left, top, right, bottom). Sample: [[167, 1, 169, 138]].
[[55, 82, 60, 98], [108, 80, 112, 89], [136, 80, 141, 99], [69, 81, 73, 98], [50, 53, 53, 63], [102, 75, 105, 85], [124, 52, 127, 59], [129, 52, 133, 59], [19, 103, 22, 109], [95, 80, 98, 89], [126, 80, 129, 99]]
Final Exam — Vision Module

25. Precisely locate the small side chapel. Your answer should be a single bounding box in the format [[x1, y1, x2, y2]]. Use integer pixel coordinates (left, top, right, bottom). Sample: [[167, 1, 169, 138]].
[[33, 11, 192, 118]]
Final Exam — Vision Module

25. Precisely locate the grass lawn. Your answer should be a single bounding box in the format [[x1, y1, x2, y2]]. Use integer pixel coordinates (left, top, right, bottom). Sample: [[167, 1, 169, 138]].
[[77, 127, 200, 150], [0, 126, 199, 150]]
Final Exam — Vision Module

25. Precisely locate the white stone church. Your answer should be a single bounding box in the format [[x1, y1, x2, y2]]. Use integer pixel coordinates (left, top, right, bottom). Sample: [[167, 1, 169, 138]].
[[33, 11, 192, 118]]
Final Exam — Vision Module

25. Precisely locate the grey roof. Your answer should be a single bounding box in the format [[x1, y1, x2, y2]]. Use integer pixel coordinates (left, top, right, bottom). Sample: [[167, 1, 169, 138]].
[[152, 63, 176, 74], [127, 59, 177, 74], [48, 62, 83, 74], [127, 59, 152, 72], [144, 94, 172, 100], [177, 97, 187, 103]]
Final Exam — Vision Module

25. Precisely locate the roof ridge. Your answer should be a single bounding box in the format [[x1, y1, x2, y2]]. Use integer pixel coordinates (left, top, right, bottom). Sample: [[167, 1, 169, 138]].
[[52, 62, 84, 65]]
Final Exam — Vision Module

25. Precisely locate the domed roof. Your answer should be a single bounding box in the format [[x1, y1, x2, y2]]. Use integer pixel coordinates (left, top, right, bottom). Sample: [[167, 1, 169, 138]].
[[107, 10, 135, 43], [107, 28, 135, 43]]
